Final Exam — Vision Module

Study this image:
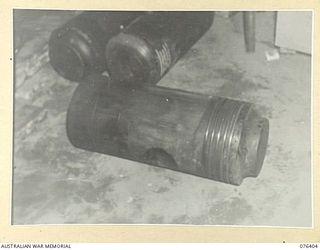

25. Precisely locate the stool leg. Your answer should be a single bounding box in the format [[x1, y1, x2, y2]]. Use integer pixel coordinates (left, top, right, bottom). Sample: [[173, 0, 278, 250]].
[[243, 11, 256, 53]]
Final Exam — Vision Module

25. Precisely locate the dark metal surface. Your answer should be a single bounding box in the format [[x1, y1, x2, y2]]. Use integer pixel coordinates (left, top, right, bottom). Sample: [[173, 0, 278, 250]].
[[49, 11, 145, 81], [66, 75, 269, 185], [106, 11, 214, 87]]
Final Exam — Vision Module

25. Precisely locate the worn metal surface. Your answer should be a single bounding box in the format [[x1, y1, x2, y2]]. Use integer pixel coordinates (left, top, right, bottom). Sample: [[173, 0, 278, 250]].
[[106, 12, 214, 87], [49, 11, 145, 81], [66, 75, 269, 185]]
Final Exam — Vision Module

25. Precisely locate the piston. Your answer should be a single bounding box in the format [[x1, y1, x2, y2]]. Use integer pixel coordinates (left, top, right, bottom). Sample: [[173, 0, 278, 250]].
[[49, 11, 145, 81], [105, 11, 214, 87], [66, 75, 269, 185]]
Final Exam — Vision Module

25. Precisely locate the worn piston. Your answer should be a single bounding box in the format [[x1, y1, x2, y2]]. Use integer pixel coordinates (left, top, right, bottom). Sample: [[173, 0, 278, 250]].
[[66, 75, 269, 185], [49, 11, 145, 81], [106, 11, 214, 87]]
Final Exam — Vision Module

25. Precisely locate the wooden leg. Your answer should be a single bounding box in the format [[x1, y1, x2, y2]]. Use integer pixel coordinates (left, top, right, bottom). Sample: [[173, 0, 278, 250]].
[[243, 11, 256, 53]]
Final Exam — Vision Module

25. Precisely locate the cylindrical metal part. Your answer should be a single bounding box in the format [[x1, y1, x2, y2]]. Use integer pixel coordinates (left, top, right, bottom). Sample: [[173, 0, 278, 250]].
[[66, 75, 269, 185], [49, 11, 145, 81], [105, 11, 214, 87]]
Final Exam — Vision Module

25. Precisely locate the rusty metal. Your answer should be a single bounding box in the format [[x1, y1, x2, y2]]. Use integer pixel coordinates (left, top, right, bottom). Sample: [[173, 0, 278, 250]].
[[49, 11, 145, 81], [105, 11, 214, 87], [66, 75, 269, 185]]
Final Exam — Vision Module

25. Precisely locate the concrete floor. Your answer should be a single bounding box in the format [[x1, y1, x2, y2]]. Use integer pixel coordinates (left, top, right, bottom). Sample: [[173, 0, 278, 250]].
[[12, 10, 312, 226]]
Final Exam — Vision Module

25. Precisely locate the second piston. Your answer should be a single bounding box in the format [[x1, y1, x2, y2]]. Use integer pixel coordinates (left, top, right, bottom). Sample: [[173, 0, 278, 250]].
[[105, 11, 214, 87]]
